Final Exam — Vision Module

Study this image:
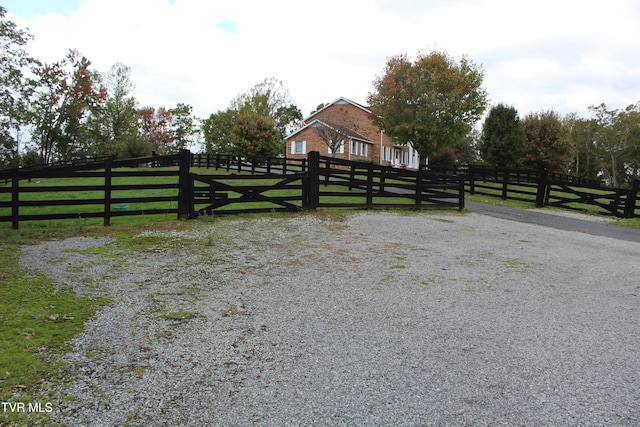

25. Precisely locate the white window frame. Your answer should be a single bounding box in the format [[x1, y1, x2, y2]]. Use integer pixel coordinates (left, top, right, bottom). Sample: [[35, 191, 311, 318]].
[[350, 140, 357, 155], [360, 143, 368, 158], [291, 140, 306, 155]]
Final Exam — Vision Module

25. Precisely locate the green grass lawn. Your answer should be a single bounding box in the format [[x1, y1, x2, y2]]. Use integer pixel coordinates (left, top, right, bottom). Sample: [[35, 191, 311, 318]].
[[0, 236, 109, 425], [0, 218, 194, 426]]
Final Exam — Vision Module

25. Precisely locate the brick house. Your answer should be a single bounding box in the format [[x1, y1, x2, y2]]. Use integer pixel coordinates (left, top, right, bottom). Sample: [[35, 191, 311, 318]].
[[286, 97, 420, 169]]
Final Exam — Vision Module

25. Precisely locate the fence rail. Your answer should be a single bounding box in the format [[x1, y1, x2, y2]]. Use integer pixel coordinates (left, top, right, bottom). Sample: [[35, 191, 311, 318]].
[[311, 154, 464, 210], [0, 153, 185, 229], [2, 150, 638, 229], [432, 164, 639, 218], [0, 150, 464, 228]]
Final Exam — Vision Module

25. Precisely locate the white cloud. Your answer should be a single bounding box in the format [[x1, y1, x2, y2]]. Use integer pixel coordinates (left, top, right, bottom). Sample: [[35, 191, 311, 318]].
[[7, 0, 640, 120]]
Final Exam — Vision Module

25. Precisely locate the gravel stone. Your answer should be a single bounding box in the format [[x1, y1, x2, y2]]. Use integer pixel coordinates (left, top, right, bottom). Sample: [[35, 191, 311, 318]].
[[19, 211, 640, 426]]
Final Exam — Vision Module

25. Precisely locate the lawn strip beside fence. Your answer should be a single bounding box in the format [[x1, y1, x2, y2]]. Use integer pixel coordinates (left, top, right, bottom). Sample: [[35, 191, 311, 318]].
[[0, 154, 183, 229]]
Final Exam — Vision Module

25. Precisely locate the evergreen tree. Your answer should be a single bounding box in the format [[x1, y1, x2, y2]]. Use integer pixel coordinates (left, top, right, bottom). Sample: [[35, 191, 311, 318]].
[[479, 103, 525, 166]]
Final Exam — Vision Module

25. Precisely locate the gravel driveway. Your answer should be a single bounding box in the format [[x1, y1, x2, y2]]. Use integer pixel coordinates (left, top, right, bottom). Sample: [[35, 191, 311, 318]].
[[21, 210, 640, 426]]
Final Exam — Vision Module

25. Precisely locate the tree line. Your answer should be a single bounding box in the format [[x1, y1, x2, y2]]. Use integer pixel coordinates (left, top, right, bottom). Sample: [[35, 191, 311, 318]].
[[476, 103, 640, 188], [367, 50, 640, 188], [2, 7, 638, 188], [1, 7, 202, 167], [1, 8, 302, 168]]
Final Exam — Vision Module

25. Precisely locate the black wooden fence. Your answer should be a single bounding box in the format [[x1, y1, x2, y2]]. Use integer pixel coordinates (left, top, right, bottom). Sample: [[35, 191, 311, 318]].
[[431, 164, 639, 218], [3, 150, 637, 229], [0, 150, 464, 228], [188, 151, 464, 216], [0, 152, 189, 229]]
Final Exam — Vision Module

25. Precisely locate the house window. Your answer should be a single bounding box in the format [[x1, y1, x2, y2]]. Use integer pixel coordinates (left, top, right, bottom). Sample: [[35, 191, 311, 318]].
[[360, 143, 368, 157], [351, 140, 357, 155], [329, 141, 344, 155], [291, 141, 306, 155]]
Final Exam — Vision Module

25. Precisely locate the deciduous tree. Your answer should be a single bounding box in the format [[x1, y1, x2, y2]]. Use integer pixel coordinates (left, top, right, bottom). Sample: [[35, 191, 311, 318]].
[[202, 109, 239, 154], [138, 106, 174, 155], [169, 103, 198, 152], [231, 112, 280, 157], [562, 113, 598, 179], [0, 6, 37, 167], [30, 50, 107, 163], [84, 63, 140, 158], [231, 77, 303, 152], [522, 110, 570, 172], [589, 102, 640, 187], [314, 121, 348, 157], [367, 50, 488, 163]]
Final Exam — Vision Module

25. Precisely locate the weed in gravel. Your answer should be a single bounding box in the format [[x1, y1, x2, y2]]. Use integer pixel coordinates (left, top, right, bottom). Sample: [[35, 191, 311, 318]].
[[121, 366, 146, 379], [505, 257, 538, 273], [222, 304, 247, 317], [162, 311, 200, 321]]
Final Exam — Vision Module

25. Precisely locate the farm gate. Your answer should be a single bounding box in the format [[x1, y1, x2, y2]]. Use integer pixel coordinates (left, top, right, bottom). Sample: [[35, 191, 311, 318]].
[[188, 151, 464, 217]]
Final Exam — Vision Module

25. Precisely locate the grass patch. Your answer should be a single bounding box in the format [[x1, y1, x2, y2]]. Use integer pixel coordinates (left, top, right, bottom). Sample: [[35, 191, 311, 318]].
[[0, 240, 110, 426], [161, 311, 200, 322], [0, 217, 192, 426]]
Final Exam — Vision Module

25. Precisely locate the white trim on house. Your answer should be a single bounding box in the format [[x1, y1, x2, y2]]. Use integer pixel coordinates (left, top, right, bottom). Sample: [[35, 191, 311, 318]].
[[291, 140, 306, 155]]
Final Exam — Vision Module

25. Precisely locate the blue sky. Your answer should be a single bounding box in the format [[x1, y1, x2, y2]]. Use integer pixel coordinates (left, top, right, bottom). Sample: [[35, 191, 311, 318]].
[[2, 0, 83, 18], [3, 0, 640, 121]]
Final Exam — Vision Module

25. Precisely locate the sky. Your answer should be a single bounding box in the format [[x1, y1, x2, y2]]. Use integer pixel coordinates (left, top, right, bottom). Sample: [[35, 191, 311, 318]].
[[3, 0, 640, 122]]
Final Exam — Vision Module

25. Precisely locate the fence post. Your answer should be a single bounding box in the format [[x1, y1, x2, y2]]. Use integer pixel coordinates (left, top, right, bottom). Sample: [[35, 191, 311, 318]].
[[458, 174, 465, 211], [11, 169, 19, 230], [501, 168, 508, 199], [177, 149, 192, 219], [104, 159, 112, 226], [349, 164, 356, 190], [366, 163, 373, 208], [536, 169, 548, 208], [306, 151, 320, 210], [624, 178, 639, 218], [324, 157, 331, 185], [189, 173, 196, 217], [415, 165, 424, 208], [469, 164, 475, 194]]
